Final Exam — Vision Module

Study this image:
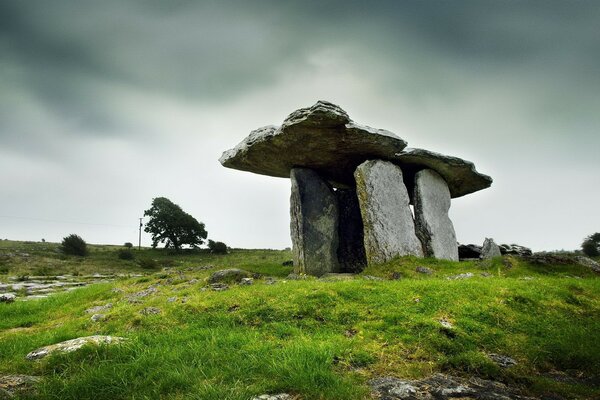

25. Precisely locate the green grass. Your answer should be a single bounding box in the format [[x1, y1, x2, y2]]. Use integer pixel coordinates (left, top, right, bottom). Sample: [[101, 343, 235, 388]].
[[0, 241, 599, 399]]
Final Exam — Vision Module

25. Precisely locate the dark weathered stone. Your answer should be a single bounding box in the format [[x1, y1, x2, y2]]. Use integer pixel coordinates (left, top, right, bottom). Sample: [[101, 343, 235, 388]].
[[414, 169, 458, 261], [207, 268, 251, 284], [220, 101, 408, 188], [355, 160, 424, 264], [458, 244, 482, 259], [499, 244, 533, 257], [290, 168, 339, 276], [336, 188, 367, 273]]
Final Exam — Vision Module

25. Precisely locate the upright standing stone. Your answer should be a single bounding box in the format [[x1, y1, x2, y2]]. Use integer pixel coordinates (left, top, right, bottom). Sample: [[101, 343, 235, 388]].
[[290, 168, 339, 276], [414, 169, 459, 261], [481, 238, 502, 259], [336, 189, 367, 273], [354, 160, 424, 264]]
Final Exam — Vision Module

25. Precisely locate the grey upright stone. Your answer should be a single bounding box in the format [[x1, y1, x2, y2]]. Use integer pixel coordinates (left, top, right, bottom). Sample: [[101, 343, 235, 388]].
[[414, 169, 459, 261], [481, 238, 502, 259], [336, 188, 367, 273], [354, 160, 424, 264], [290, 168, 339, 276]]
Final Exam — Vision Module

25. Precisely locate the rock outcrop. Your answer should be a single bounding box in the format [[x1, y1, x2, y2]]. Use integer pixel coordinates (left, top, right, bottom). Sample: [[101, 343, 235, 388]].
[[26, 336, 126, 360], [414, 169, 458, 261], [499, 243, 533, 257], [481, 238, 502, 259], [355, 160, 423, 263]]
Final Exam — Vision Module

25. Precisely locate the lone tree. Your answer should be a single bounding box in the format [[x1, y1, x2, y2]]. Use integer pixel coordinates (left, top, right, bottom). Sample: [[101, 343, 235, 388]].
[[143, 197, 207, 250], [61, 234, 88, 256], [582, 233, 600, 257]]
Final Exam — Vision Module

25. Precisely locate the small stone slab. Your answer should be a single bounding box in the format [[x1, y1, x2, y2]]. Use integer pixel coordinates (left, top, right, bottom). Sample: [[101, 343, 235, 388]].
[[26, 335, 126, 360], [394, 148, 492, 199], [220, 101, 408, 187], [355, 160, 424, 264], [414, 169, 459, 261], [290, 168, 339, 276]]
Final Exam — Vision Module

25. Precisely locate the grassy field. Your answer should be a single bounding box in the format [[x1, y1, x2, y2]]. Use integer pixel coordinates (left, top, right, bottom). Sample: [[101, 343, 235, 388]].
[[1, 241, 599, 399]]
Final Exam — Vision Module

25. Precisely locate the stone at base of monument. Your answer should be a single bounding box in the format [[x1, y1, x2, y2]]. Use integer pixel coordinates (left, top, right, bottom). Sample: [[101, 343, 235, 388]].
[[336, 188, 367, 273], [290, 168, 340, 276], [414, 169, 459, 261], [355, 160, 424, 264], [481, 238, 502, 259]]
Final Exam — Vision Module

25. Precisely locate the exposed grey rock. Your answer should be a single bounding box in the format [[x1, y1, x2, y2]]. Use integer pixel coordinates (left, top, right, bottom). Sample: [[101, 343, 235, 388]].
[[499, 244, 533, 257], [362, 275, 385, 281], [447, 272, 474, 280], [210, 283, 229, 291], [574, 256, 600, 273], [85, 303, 113, 314], [394, 148, 493, 199], [336, 188, 367, 273], [481, 238, 502, 259], [90, 314, 106, 322], [240, 277, 254, 285], [127, 286, 158, 301], [251, 394, 292, 400], [415, 266, 434, 275], [0, 375, 40, 398], [26, 336, 126, 360], [0, 293, 16, 303], [167, 296, 178, 303], [458, 244, 482, 259], [355, 160, 424, 264], [369, 373, 535, 399], [414, 169, 458, 261], [439, 318, 454, 329], [487, 353, 517, 368], [140, 307, 161, 315], [220, 101, 408, 188], [290, 168, 339, 276], [207, 269, 252, 284]]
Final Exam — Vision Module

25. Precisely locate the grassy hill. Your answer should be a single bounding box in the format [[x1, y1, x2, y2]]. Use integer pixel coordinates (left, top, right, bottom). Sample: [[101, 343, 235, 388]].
[[1, 241, 599, 399]]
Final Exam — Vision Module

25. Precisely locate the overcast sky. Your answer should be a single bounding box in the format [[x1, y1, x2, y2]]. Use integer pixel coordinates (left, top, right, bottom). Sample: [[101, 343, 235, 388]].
[[1, 0, 598, 251]]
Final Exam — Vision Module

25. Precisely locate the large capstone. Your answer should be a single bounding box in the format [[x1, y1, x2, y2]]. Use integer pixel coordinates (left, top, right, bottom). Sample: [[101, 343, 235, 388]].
[[336, 188, 367, 273], [290, 168, 339, 276], [414, 169, 459, 261], [355, 160, 424, 264]]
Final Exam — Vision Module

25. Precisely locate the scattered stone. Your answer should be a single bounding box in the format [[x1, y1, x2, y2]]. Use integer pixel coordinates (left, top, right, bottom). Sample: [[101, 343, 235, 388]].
[[355, 160, 424, 264], [458, 244, 482, 260], [0, 293, 16, 303], [369, 373, 533, 400], [415, 266, 433, 275], [251, 394, 292, 400], [240, 277, 254, 285], [264, 277, 277, 285], [85, 303, 113, 314], [290, 168, 340, 276], [344, 329, 358, 338], [574, 256, 600, 273], [26, 336, 126, 360], [447, 272, 474, 280], [481, 238, 502, 259], [210, 283, 229, 291], [167, 296, 178, 303], [188, 278, 199, 284], [362, 275, 385, 281], [127, 286, 158, 301], [90, 314, 106, 322], [111, 287, 124, 293], [0, 375, 40, 398], [480, 272, 493, 277], [522, 276, 534, 281], [336, 188, 367, 273], [281, 260, 293, 267], [499, 244, 533, 257], [390, 272, 403, 280], [414, 169, 459, 261], [140, 307, 161, 315], [487, 353, 517, 368], [438, 318, 454, 329], [207, 269, 252, 284]]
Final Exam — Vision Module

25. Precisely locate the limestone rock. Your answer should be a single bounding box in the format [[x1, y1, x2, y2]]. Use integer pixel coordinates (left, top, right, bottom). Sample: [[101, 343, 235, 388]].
[[458, 244, 482, 259], [487, 353, 517, 368], [85, 303, 112, 314], [140, 307, 161, 315], [0, 293, 16, 303], [26, 336, 126, 360], [0, 375, 40, 398], [207, 269, 251, 284], [335, 188, 367, 273], [415, 266, 434, 275], [394, 148, 493, 199], [499, 244, 533, 257], [290, 168, 339, 276], [481, 238, 502, 259], [251, 394, 292, 400], [220, 101, 408, 187], [413, 169, 458, 261], [355, 160, 423, 264], [90, 314, 106, 322]]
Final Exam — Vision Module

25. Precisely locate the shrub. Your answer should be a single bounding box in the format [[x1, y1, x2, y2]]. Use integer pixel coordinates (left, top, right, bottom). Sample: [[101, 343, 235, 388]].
[[118, 249, 135, 260], [582, 233, 600, 257], [124, 242, 133, 249], [60, 234, 88, 256], [138, 258, 159, 269], [208, 240, 228, 254]]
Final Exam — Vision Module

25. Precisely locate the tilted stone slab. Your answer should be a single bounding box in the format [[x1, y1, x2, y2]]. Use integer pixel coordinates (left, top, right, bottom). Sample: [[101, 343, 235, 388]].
[[481, 238, 502, 259], [394, 148, 493, 199], [336, 188, 367, 273], [355, 160, 424, 264], [26, 335, 126, 360], [414, 169, 459, 261], [220, 101, 408, 188], [290, 168, 339, 276]]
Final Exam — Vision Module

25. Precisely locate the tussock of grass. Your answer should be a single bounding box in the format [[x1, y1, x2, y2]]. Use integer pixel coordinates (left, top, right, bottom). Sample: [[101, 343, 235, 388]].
[[0, 242, 599, 399]]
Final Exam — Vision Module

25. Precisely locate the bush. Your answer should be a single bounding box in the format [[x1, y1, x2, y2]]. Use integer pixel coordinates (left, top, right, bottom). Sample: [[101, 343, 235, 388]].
[[582, 233, 600, 257], [118, 249, 135, 260], [208, 240, 228, 254], [60, 234, 88, 256], [138, 258, 159, 269], [124, 242, 133, 249]]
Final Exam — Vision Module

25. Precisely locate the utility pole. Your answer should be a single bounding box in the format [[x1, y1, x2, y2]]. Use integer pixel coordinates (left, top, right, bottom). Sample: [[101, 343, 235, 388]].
[[138, 217, 143, 250]]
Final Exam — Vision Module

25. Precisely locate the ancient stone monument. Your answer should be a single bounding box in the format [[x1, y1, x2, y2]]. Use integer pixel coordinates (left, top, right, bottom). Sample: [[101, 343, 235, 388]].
[[220, 101, 492, 276]]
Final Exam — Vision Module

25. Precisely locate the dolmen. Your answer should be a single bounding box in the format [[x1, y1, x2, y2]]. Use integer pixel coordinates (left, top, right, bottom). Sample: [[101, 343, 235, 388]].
[[220, 101, 492, 276]]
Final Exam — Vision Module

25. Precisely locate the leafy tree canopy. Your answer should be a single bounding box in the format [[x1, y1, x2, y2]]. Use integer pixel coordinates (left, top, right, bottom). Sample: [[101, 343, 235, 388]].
[[582, 232, 600, 257], [143, 197, 207, 250]]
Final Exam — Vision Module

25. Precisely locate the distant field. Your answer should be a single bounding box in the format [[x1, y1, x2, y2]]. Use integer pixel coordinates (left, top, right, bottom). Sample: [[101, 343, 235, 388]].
[[0, 240, 599, 399]]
